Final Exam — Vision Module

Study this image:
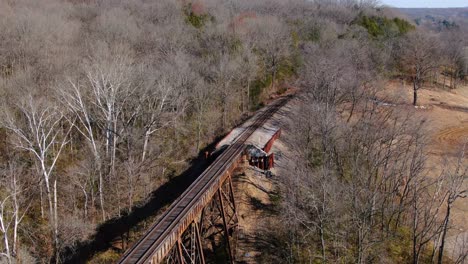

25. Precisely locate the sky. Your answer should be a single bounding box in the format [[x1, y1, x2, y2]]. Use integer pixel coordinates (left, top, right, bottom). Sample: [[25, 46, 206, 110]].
[[382, 0, 467, 8]]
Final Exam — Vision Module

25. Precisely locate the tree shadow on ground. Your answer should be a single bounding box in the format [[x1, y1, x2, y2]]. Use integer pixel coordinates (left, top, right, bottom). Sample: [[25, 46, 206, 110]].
[[61, 98, 294, 263], [61, 138, 224, 263], [248, 195, 278, 216], [236, 217, 289, 264], [235, 169, 287, 264]]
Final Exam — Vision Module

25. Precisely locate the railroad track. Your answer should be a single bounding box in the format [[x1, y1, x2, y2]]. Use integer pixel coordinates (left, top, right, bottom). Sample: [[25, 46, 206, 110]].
[[118, 96, 290, 264]]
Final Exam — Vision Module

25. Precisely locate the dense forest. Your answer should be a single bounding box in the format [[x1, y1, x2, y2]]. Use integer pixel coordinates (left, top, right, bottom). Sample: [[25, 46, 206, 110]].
[[0, 0, 467, 263]]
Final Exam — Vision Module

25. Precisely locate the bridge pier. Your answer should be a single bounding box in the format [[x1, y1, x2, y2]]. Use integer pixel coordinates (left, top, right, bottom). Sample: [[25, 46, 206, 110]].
[[163, 173, 239, 264]]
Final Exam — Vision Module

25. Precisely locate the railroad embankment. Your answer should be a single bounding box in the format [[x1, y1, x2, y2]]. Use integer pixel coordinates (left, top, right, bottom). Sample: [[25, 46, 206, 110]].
[[234, 98, 298, 263]]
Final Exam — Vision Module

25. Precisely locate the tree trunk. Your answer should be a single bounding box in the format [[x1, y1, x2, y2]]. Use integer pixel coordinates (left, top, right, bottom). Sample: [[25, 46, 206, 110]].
[[443, 67, 446, 88], [246, 79, 250, 112], [90, 183, 96, 222], [413, 82, 418, 106], [12, 179, 19, 256], [412, 195, 419, 264], [413, 234, 418, 264], [0, 213, 11, 263], [271, 70, 276, 91], [82, 187, 88, 220], [112, 120, 120, 217], [43, 176, 58, 263], [222, 94, 228, 130], [319, 224, 326, 263], [357, 228, 363, 264], [53, 180, 59, 264], [453, 69, 458, 89], [437, 204, 451, 264], [196, 117, 202, 152], [142, 131, 150, 162], [106, 120, 112, 159], [40, 185, 44, 219], [347, 94, 356, 123], [98, 167, 105, 221], [91, 149, 105, 221], [450, 67, 454, 89]]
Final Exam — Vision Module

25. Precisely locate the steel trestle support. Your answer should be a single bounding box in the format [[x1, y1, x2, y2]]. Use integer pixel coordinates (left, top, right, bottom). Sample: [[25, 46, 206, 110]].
[[163, 174, 238, 264]]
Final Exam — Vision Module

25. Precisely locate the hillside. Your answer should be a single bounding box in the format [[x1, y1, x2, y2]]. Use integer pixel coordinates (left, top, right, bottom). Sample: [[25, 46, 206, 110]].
[[399, 7, 468, 31]]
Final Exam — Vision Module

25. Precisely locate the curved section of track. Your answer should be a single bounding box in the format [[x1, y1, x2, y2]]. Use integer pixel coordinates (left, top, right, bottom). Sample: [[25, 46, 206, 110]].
[[118, 96, 290, 264]]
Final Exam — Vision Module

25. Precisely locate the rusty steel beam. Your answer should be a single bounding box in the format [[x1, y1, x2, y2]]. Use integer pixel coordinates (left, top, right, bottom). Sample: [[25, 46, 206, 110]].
[[194, 221, 205, 264], [124, 150, 243, 264], [163, 175, 238, 264], [176, 239, 183, 264], [118, 96, 290, 264], [228, 176, 237, 214], [147, 155, 241, 264], [218, 188, 234, 264]]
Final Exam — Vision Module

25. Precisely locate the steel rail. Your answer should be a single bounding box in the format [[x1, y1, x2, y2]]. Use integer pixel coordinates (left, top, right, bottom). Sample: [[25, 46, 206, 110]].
[[118, 96, 289, 264]]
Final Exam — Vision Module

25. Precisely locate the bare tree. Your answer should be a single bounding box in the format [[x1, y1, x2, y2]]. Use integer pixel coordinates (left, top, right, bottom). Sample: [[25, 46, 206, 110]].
[[140, 52, 189, 160], [2, 97, 71, 262], [238, 44, 259, 112], [0, 161, 30, 263], [247, 16, 292, 89], [60, 79, 107, 221], [451, 233, 468, 264], [400, 31, 440, 106], [68, 159, 96, 221], [207, 52, 242, 130], [409, 176, 445, 264], [85, 45, 136, 180], [437, 149, 467, 264], [140, 77, 175, 161], [191, 78, 212, 152], [68, 44, 138, 219], [440, 29, 466, 89]]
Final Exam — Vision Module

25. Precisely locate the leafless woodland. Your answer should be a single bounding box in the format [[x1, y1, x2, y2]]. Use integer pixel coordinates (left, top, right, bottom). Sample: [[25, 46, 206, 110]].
[[0, 0, 466, 263]]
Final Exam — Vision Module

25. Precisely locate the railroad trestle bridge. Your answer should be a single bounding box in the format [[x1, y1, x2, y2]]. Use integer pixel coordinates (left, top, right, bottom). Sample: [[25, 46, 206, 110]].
[[118, 96, 289, 264]]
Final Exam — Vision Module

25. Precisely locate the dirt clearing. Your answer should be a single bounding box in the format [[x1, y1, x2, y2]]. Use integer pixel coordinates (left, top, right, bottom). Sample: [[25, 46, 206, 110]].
[[383, 80, 468, 260]]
